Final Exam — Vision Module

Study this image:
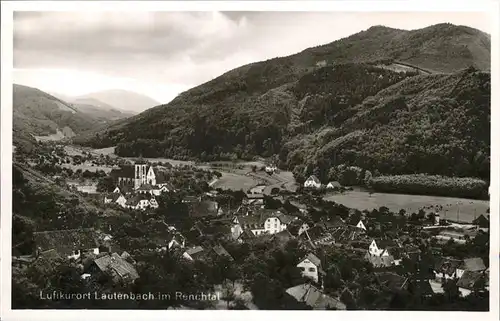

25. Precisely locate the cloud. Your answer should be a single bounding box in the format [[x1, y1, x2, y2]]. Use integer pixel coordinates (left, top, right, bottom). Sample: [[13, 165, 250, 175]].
[[13, 11, 492, 102]]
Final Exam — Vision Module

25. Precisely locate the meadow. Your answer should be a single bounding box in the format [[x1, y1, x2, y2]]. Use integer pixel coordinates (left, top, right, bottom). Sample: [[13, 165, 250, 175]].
[[323, 190, 489, 223]]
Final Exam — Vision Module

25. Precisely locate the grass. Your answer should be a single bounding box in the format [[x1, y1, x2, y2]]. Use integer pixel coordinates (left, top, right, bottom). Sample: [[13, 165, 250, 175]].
[[211, 172, 260, 191], [61, 163, 114, 173], [323, 190, 489, 223]]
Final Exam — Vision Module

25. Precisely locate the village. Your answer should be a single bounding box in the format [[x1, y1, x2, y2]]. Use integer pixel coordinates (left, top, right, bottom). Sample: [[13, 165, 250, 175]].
[[12, 143, 490, 310]]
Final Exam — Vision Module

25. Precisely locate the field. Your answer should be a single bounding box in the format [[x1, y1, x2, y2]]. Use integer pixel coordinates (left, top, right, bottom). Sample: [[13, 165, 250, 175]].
[[323, 190, 489, 223], [61, 162, 115, 173], [211, 172, 260, 192]]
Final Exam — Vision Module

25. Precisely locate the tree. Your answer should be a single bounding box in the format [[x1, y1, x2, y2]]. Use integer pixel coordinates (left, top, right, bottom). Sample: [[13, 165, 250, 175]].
[[96, 176, 115, 193]]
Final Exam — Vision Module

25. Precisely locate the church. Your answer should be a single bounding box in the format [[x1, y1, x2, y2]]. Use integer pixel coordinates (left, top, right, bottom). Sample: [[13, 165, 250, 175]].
[[110, 161, 170, 190]]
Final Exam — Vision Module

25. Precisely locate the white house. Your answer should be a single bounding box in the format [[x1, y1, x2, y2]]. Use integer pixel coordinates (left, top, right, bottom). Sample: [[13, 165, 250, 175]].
[[304, 175, 322, 189], [126, 195, 153, 210], [265, 164, 278, 173], [326, 181, 341, 189], [232, 210, 296, 237], [104, 193, 127, 208], [368, 239, 396, 257], [355, 220, 367, 231], [297, 253, 323, 283]]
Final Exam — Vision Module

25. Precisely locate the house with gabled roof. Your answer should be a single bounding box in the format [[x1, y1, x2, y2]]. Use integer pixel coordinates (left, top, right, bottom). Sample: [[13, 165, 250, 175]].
[[456, 257, 486, 279], [368, 239, 399, 257], [304, 175, 322, 189], [472, 214, 489, 228], [285, 283, 346, 310], [364, 251, 395, 268], [297, 253, 325, 283], [33, 228, 100, 260], [232, 209, 296, 237], [125, 194, 156, 210], [210, 245, 233, 261], [347, 212, 367, 231], [433, 257, 462, 281], [89, 252, 139, 283], [113, 185, 134, 195], [457, 270, 486, 297], [182, 246, 206, 261], [104, 192, 127, 208], [326, 181, 341, 190]]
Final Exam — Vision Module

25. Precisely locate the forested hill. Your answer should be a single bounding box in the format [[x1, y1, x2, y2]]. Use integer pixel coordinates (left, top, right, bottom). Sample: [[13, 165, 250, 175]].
[[74, 23, 491, 180]]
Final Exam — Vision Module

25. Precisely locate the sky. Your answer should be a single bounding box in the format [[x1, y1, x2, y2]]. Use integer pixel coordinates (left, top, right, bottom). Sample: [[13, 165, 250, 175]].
[[13, 11, 492, 104]]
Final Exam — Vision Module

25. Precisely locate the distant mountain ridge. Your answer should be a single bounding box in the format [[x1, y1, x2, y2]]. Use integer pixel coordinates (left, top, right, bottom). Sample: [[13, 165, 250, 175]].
[[73, 23, 491, 180], [76, 89, 160, 113], [12, 85, 135, 150]]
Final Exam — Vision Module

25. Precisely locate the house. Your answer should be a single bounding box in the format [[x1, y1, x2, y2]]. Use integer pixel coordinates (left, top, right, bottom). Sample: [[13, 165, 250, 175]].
[[232, 210, 295, 237], [104, 193, 127, 208], [347, 212, 367, 231], [304, 175, 322, 189], [182, 246, 206, 261], [472, 214, 489, 228], [89, 252, 139, 283], [265, 164, 278, 173], [300, 225, 334, 248], [374, 272, 409, 292], [433, 257, 462, 281], [364, 251, 395, 268], [285, 283, 346, 310], [33, 228, 100, 260], [456, 257, 486, 279], [242, 193, 265, 207], [236, 229, 256, 243], [326, 181, 341, 190], [113, 185, 134, 195], [297, 253, 324, 283], [248, 185, 266, 194], [125, 194, 153, 210], [368, 239, 399, 257], [457, 270, 486, 297], [210, 245, 233, 261]]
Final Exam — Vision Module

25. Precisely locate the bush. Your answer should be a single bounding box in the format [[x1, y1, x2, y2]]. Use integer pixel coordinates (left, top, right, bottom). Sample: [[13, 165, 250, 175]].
[[370, 174, 488, 199]]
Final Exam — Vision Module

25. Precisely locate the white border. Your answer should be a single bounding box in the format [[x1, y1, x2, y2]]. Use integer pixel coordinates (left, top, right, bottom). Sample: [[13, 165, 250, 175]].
[[1, 1, 499, 321]]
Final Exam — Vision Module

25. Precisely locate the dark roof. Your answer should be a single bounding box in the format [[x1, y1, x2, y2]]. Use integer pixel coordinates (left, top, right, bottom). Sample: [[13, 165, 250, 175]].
[[365, 252, 395, 268], [472, 214, 489, 227], [375, 272, 408, 291], [116, 185, 134, 194], [460, 258, 486, 272], [375, 239, 399, 249], [137, 184, 154, 191], [434, 257, 462, 275], [346, 212, 363, 226], [457, 270, 484, 290], [94, 252, 139, 281], [33, 228, 99, 256], [238, 229, 256, 240], [326, 181, 341, 188], [319, 217, 345, 229], [106, 192, 124, 203], [285, 283, 346, 310], [302, 253, 321, 267], [125, 194, 149, 206], [303, 225, 326, 241], [211, 245, 233, 261]]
